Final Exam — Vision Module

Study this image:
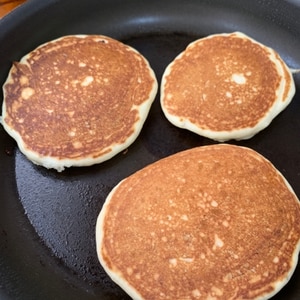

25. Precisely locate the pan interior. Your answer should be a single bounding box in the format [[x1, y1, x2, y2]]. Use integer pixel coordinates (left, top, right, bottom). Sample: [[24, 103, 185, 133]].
[[15, 33, 300, 299]]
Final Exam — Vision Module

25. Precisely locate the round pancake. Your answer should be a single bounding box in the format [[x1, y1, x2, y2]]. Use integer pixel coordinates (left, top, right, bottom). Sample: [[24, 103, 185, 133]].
[[160, 32, 295, 142], [1, 35, 158, 171], [96, 144, 300, 300]]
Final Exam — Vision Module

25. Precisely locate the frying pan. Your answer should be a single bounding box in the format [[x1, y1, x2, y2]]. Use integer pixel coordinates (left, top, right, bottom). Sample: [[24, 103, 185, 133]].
[[1, 0, 300, 299]]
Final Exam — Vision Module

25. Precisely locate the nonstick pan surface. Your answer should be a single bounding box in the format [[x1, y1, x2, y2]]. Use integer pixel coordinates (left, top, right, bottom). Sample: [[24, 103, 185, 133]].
[[1, 0, 300, 299]]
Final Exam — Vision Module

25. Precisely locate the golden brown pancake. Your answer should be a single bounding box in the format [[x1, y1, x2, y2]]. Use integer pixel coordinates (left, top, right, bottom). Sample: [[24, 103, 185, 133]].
[[1, 35, 157, 171], [161, 32, 295, 142], [96, 144, 300, 300]]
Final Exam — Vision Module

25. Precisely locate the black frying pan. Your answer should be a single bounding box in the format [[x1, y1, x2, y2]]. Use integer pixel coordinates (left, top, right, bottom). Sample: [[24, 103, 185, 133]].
[[1, 0, 300, 299]]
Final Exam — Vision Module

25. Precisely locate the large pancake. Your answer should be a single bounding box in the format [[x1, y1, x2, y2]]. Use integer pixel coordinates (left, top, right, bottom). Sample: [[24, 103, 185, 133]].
[[1, 35, 157, 171], [160, 32, 295, 142], [96, 144, 300, 300]]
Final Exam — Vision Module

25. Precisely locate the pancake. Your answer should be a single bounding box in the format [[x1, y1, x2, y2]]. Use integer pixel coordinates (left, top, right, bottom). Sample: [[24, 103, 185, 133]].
[[160, 32, 295, 142], [96, 144, 300, 300], [1, 35, 158, 171]]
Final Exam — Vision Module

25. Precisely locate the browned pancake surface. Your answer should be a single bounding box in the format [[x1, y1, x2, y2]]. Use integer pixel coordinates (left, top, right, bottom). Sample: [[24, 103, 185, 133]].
[[163, 34, 280, 130], [98, 145, 300, 299], [3, 35, 156, 161], [161, 32, 295, 142]]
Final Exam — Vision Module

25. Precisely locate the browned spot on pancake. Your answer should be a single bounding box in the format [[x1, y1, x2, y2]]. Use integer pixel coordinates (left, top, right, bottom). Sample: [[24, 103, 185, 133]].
[[98, 145, 300, 300], [3, 35, 156, 161]]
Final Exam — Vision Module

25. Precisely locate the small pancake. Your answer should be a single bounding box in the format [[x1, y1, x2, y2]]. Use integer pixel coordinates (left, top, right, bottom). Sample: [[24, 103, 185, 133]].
[[1, 35, 157, 171], [161, 32, 295, 142], [96, 144, 300, 300]]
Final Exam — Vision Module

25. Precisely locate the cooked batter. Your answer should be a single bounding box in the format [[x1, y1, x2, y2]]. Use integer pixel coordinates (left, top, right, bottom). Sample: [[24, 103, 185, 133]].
[[161, 32, 295, 141], [96, 144, 300, 300], [1, 35, 158, 171]]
